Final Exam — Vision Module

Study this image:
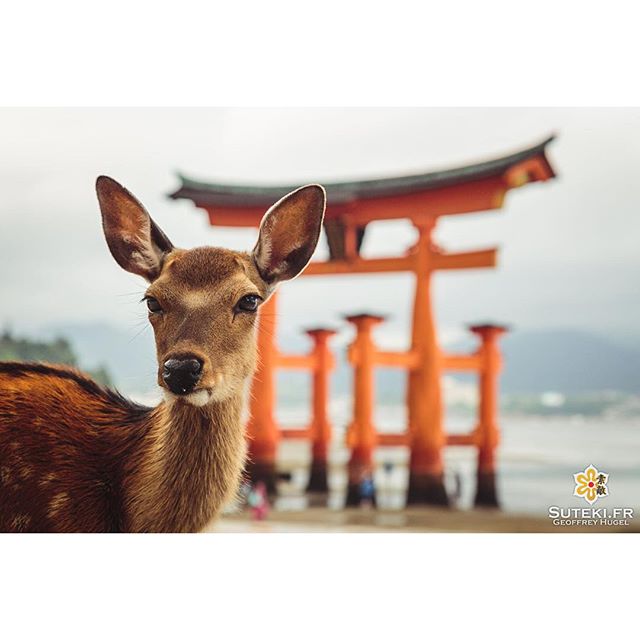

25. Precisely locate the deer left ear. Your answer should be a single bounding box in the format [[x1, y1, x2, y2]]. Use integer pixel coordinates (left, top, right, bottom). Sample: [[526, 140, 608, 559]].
[[252, 184, 326, 285], [96, 176, 174, 282]]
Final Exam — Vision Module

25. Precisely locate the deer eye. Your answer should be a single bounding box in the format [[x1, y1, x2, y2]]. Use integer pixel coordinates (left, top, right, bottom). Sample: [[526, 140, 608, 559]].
[[236, 294, 261, 313], [145, 297, 163, 313]]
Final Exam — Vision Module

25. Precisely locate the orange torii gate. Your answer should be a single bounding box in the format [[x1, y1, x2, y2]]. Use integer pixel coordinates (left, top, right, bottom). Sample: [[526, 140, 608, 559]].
[[169, 135, 557, 504]]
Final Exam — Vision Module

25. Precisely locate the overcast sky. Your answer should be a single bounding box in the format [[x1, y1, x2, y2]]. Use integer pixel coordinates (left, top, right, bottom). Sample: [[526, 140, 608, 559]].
[[1, 108, 638, 351]]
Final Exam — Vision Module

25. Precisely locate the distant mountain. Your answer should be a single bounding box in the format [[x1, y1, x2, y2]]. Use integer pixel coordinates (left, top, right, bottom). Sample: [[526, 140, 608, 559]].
[[316, 328, 640, 397], [498, 329, 640, 394], [31, 323, 640, 396], [0, 329, 113, 387]]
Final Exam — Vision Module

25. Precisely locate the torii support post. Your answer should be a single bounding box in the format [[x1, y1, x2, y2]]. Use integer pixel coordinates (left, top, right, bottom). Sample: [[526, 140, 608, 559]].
[[407, 221, 449, 506], [344, 314, 383, 506], [245, 291, 280, 494], [470, 324, 508, 508], [305, 327, 337, 493]]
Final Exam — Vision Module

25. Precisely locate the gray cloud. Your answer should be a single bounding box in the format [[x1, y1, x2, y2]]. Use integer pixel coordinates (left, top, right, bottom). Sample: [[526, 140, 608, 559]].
[[1, 108, 638, 346]]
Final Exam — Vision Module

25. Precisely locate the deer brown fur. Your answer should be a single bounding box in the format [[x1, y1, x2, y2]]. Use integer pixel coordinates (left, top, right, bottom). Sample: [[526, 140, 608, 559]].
[[0, 177, 325, 532]]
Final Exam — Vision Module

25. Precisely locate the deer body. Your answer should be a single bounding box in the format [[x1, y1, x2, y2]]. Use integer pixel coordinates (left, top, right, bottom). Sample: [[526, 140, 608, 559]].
[[0, 178, 325, 533], [0, 363, 245, 532]]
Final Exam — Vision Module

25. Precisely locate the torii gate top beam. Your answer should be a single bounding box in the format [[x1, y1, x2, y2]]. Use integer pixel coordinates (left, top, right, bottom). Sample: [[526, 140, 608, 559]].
[[168, 135, 556, 261]]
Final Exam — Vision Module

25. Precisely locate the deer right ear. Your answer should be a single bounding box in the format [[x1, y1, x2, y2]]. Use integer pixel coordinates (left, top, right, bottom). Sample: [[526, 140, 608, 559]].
[[96, 176, 174, 282], [252, 184, 326, 286]]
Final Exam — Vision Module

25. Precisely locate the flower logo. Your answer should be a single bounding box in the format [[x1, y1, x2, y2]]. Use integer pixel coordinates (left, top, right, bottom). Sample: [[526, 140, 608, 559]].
[[573, 465, 608, 505]]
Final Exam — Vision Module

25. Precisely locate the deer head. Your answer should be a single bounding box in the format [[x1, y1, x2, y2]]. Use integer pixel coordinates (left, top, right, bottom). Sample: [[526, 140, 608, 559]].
[[96, 176, 325, 407]]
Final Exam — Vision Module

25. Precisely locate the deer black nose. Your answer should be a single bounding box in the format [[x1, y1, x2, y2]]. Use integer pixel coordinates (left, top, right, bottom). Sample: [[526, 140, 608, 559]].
[[162, 357, 203, 395]]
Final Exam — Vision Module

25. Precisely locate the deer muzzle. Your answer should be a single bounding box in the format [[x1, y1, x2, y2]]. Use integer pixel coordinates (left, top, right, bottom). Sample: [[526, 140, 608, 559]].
[[162, 357, 203, 395]]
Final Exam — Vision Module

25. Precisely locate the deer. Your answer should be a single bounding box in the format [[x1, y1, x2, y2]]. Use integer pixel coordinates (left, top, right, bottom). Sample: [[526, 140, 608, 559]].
[[0, 176, 325, 532]]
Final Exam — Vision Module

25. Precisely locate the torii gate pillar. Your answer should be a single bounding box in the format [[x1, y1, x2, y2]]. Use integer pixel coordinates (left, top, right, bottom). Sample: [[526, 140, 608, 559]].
[[406, 220, 448, 505], [306, 327, 338, 494], [245, 291, 280, 494], [471, 324, 508, 508]]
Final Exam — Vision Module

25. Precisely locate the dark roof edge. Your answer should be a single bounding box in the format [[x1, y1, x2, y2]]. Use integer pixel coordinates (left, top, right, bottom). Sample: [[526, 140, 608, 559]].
[[169, 134, 556, 206]]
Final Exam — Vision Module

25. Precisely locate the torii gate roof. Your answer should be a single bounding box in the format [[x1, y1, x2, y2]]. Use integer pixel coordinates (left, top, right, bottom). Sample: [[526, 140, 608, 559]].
[[168, 135, 556, 212]]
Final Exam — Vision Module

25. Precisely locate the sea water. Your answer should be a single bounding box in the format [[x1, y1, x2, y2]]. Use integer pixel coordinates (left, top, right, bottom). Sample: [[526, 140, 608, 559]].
[[131, 390, 640, 516], [276, 399, 640, 516]]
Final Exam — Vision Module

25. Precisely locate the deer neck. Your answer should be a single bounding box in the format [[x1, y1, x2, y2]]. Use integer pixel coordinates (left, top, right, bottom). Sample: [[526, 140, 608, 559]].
[[124, 392, 247, 533]]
